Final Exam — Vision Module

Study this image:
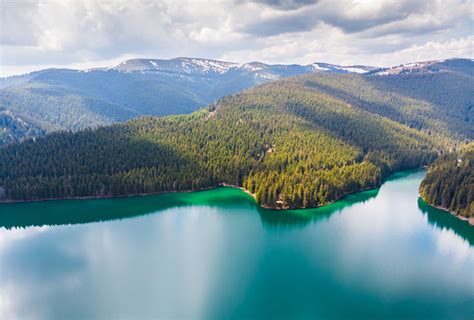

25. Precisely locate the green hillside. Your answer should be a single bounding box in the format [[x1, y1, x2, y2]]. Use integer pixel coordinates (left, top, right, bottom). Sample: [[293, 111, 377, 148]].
[[420, 143, 474, 219], [0, 58, 323, 145], [0, 75, 444, 208], [1, 58, 472, 147], [297, 72, 473, 143]]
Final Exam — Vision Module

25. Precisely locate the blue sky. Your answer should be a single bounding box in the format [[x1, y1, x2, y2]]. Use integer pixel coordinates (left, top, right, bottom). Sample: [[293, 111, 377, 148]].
[[1, 0, 473, 76]]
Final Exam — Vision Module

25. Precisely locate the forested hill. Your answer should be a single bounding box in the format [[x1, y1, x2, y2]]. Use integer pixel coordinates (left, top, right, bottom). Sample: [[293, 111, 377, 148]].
[[1, 57, 471, 147], [0, 58, 374, 146], [0, 71, 454, 209], [296, 71, 473, 142], [419, 143, 474, 222]]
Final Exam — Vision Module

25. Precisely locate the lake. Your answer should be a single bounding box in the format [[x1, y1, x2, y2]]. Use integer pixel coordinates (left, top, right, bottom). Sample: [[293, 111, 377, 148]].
[[0, 170, 472, 319]]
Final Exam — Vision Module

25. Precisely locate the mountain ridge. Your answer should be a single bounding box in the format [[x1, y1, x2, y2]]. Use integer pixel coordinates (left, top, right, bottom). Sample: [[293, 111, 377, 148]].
[[0, 65, 472, 212], [0, 57, 471, 147], [0, 73, 440, 207], [109, 57, 378, 75]]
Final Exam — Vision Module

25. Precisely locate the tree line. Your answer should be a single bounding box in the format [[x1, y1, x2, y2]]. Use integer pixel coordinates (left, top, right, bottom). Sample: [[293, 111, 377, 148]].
[[420, 143, 473, 218], [0, 77, 443, 209]]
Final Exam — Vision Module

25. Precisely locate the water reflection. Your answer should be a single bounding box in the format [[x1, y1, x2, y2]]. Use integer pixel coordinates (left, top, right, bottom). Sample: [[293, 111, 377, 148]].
[[418, 198, 474, 246], [256, 170, 429, 231], [0, 187, 257, 229], [2, 171, 472, 248], [0, 185, 380, 231], [0, 170, 473, 319], [257, 188, 379, 230]]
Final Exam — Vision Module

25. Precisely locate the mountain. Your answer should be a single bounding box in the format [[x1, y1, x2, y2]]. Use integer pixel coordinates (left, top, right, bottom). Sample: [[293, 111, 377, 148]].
[[110, 58, 377, 75], [0, 57, 377, 145], [312, 62, 377, 74], [0, 59, 471, 211], [5, 69, 471, 208], [3, 57, 469, 148], [420, 143, 473, 222], [0, 109, 45, 145], [297, 68, 474, 142], [370, 58, 474, 76]]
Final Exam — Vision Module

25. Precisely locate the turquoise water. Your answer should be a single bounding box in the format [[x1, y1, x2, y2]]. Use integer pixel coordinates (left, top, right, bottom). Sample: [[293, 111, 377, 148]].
[[0, 170, 472, 319]]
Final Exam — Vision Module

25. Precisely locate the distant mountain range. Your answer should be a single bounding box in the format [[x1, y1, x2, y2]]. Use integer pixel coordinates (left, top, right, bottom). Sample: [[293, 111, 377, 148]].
[[0, 57, 472, 145], [108, 57, 377, 75], [370, 57, 474, 76]]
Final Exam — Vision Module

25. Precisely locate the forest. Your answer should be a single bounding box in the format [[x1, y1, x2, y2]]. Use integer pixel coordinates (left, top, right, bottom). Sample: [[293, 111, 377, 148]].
[[419, 143, 474, 218], [0, 58, 317, 146], [1, 58, 472, 148], [0, 73, 451, 209]]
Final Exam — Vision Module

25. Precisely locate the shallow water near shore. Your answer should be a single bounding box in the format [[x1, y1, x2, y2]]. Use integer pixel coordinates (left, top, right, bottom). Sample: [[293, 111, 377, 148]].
[[0, 170, 472, 319]]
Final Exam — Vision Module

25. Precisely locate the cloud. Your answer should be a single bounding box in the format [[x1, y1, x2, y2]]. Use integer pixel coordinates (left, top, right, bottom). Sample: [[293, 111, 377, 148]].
[[247, 0, 318, 10], [241, 0, 468, 37], [241, 13, 317, 36], [0, 0, 472, 76], [0, 0, 41, 46]]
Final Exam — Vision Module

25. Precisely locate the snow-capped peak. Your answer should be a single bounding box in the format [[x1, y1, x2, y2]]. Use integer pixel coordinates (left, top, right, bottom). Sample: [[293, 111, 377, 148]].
[[312, 63, 330, 71], [177, 58, 239, 74], [372, 58, 456, 76], [110, 57, 377, 76], [311, 62, 373, 74]]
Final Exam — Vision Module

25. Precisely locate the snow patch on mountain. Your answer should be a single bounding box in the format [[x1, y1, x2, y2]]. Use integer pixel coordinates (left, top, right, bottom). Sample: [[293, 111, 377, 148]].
[[336, 66, 367, 74], [111, 57, 378, 76], [240, 63, 266, 72], [312, 63, 330, 71], [178, 58, 239, 74], [372, 58, 458, 76]]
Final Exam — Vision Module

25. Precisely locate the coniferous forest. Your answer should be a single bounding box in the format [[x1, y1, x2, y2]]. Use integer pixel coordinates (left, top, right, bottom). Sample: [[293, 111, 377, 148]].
[[0, 71, 472, 210], [420, 143, 474, 219]]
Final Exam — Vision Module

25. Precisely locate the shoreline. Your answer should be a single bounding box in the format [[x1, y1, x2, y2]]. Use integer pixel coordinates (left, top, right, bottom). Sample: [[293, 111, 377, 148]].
[[0, 184, 378, 213], [0, 183, 256, 205], [0, 169, 420, 211], [219, 183, 256, 200], [419, 195, 474, 226], [0, 181, 380, 211]]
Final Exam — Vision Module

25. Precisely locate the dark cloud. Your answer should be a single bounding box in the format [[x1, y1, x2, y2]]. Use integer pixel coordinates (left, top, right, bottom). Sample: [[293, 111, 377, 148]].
[[250, 0, 318, 10], [317, 0, 430, 34], [241, 0, 451, 38], [242, 14, 316, 36]]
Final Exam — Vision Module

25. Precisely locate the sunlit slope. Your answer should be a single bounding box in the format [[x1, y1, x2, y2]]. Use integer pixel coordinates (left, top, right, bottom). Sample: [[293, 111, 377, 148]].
[[297, 70, 473, 142], [0, 75, 442, 208]]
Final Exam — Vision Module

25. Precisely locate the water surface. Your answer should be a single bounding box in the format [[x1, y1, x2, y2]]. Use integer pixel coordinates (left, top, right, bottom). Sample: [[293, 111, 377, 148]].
[[0, 171, 473, 319]]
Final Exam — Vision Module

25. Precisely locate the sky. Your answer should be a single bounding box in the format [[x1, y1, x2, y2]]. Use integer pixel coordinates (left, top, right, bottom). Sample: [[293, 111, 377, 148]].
[[0, 0, 473, 76]]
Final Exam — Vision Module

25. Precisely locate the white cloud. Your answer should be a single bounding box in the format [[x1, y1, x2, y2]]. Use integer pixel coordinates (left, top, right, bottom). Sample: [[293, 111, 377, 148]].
[[387, 36, 474, 64], [0, 0, 472, 76]]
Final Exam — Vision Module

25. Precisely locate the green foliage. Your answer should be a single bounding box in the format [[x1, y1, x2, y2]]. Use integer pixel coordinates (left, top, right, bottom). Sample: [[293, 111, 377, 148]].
[[0, 76, 441, 209], [1, 59, 473, 148], [0, 64, 309, 145], [420, 143, 474, 218], [301, 72, 473, 143]]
